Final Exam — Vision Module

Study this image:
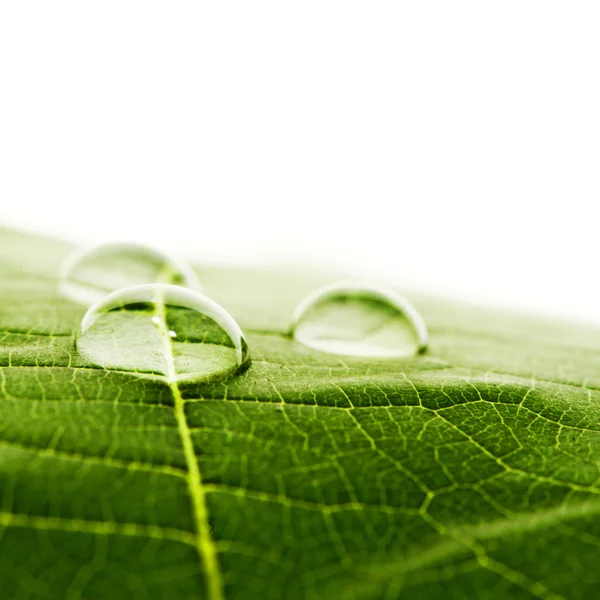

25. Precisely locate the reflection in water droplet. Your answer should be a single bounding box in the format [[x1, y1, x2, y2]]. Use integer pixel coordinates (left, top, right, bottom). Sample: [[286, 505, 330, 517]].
[[290, 283, 428, 358], [77, 284, 250, 383], [59, 242, 201, 306]]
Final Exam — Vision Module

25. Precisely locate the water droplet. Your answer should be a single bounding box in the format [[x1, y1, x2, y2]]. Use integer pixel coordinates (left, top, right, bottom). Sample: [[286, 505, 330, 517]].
[[59, 242, 201, 306], [77, 284, 250, 383], [290, 283, 428, 357]]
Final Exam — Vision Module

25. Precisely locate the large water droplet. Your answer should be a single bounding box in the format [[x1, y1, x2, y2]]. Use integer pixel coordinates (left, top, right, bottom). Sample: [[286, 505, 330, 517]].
[[77, 284, 250, 383], [59, 243, 201, 305], [290, 283, 428, 357]]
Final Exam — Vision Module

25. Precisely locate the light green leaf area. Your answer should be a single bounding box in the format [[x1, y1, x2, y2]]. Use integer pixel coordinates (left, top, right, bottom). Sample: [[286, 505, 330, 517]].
[[1, 227, 600, 600]]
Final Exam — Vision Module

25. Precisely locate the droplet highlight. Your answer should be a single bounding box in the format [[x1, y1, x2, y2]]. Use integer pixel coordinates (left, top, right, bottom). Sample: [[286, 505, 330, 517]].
[[59, 242, 201, 306], [77, 284, 250, 383], [290, 283, 428, 358]]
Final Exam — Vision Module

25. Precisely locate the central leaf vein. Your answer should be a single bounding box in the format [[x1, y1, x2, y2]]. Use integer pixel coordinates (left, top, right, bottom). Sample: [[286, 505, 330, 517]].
[[153, 294, 224, 600]]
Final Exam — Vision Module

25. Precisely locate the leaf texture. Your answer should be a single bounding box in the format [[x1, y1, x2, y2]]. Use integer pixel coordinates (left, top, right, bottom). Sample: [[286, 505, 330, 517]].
[[1, 227, 600, 600]]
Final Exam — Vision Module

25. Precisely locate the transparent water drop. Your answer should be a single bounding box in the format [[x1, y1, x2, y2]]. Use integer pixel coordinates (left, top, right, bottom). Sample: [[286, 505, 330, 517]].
[[77, 284, 250, 383], [59, 242, 201, 306], [290, 283, 428, 358]]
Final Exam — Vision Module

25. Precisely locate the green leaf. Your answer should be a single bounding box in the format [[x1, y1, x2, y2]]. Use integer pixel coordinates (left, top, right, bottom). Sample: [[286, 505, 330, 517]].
[[1, 226, 600, 600]]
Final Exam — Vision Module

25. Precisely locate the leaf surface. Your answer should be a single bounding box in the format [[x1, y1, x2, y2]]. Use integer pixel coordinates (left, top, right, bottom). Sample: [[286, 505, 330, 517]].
[[1, 227, 599, 600]]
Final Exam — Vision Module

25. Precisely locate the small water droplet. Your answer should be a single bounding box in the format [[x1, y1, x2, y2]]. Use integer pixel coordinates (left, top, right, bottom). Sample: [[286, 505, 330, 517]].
[[290, 283, 428, 357], [59, 242, 201, 306], [77, 284, 250, 383]]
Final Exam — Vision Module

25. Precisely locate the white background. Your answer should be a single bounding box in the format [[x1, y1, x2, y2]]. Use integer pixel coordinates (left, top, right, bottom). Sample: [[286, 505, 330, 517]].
[[1, 2, 599, 322]]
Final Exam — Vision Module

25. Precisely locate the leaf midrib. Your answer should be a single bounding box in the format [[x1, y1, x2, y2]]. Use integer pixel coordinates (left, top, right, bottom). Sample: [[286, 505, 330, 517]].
[[153, 296, 224, 600]]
